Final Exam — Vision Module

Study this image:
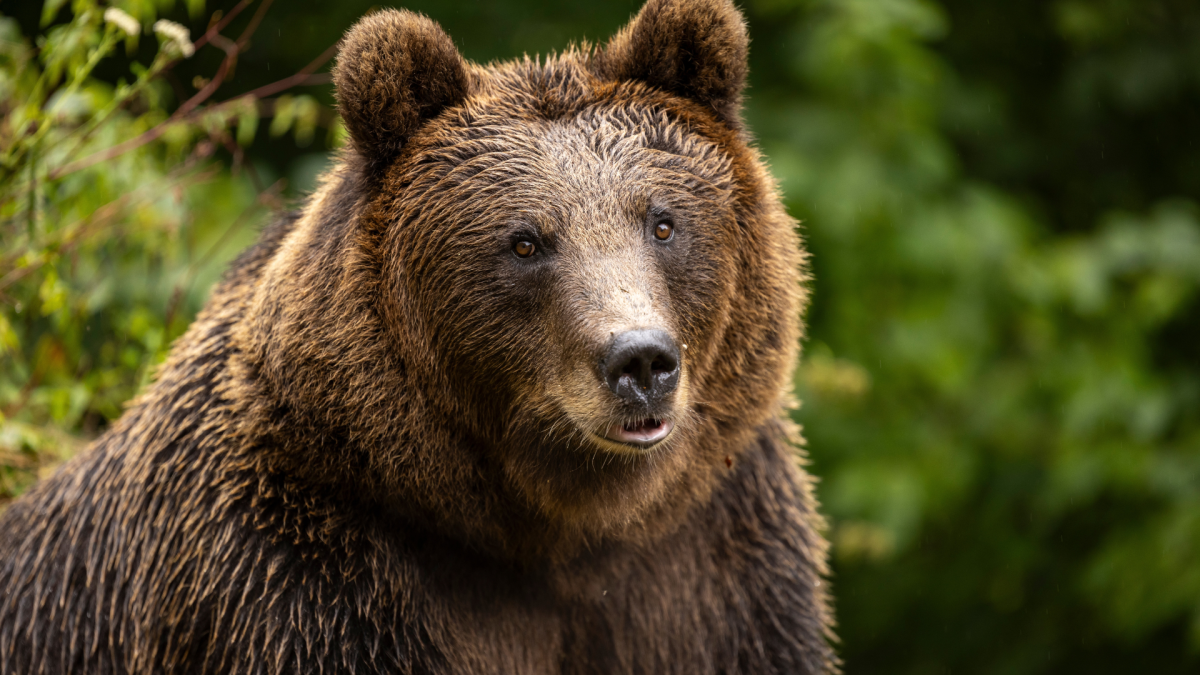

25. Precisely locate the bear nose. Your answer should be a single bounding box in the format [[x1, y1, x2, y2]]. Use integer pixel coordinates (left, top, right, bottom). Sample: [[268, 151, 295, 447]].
[[603, 329, 681, 406]]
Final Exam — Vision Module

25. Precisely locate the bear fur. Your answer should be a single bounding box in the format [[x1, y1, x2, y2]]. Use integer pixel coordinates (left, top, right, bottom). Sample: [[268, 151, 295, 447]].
[[0, 1, 836, 673]]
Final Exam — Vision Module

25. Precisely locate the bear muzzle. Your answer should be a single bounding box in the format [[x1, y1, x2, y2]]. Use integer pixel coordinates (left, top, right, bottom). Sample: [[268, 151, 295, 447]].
[[599, 328, 681, 448]]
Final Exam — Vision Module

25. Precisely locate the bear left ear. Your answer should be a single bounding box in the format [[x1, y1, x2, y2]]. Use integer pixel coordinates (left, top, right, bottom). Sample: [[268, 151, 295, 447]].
[[595, 0, 749, 128], [334, 9, 469, 173]]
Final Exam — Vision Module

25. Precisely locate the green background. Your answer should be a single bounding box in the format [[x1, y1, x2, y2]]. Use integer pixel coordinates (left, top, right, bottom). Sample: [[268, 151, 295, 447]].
[[2, 0, 1198, 672]]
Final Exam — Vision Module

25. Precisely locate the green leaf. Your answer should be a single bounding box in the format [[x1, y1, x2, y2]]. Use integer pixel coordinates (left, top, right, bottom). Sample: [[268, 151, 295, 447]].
[[38, 267, 68, 316], [40, 0, 71, 28], [269, 95, 294, 138], [292, 96, 319, 147], [236, 103, 259, 147], [0, 313, 19, 356]]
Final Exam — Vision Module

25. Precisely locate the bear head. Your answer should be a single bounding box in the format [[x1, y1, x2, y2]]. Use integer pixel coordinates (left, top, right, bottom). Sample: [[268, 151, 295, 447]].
[[235, 0, 806, 561]]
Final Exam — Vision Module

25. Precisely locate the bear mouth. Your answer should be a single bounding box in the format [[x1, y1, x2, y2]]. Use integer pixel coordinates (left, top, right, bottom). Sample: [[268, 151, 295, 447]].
[[602, 418, 674, 448]]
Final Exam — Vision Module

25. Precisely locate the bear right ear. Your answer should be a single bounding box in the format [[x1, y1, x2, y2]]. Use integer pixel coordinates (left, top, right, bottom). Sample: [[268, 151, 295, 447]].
[[595, 0, 749, 129], [333, 10, 468, 173]]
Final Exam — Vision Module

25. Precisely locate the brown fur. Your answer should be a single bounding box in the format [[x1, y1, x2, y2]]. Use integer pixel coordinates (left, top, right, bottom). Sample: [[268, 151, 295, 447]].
[[0, 1, 837, 672]]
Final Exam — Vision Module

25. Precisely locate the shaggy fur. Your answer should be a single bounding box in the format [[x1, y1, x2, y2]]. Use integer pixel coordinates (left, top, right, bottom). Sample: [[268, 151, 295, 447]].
[[0, 1, 837, 672]]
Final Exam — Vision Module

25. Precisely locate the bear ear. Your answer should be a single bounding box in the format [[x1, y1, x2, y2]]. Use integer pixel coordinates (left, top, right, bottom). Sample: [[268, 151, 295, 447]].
[[595, 0, 749, 128], [333, 10, 468, 172]]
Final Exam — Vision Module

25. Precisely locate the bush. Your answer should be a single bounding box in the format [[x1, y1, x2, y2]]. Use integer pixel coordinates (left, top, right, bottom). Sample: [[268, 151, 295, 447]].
[[0, 0, 338, 502], [743, 0, 1200, 670]]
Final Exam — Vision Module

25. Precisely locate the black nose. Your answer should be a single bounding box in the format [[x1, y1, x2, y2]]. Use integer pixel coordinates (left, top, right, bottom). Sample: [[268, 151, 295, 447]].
[[603, 329, 681, 406]]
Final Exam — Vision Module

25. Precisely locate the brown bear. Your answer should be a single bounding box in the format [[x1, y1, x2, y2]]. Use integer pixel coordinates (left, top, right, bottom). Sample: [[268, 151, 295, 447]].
[[0, 0, 836, 672]]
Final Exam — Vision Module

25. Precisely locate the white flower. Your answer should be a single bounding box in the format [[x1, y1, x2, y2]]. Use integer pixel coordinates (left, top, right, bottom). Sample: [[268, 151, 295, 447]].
[[103, 8, 140, 37], [153, 19, 194, 58]]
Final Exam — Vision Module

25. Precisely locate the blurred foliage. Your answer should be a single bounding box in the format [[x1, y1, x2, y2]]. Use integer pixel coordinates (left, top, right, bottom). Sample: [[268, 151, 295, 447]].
[[753, 1, 1200, 671], [2, 0, 1198, 672], [0, 0, 340, 501]]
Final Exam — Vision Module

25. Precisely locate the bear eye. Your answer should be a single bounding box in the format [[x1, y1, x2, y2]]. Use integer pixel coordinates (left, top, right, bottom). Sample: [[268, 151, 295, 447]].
[[654, 221, 674, 241], [513, 240, 536, 258]]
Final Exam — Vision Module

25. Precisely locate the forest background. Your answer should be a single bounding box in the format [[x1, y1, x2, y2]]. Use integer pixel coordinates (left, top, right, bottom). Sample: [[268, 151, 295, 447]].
[[1, 0, 1198, 672]]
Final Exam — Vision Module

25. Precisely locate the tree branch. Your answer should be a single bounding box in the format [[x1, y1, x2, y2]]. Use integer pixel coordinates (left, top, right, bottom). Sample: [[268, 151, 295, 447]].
[[47, 0, 333, 181]]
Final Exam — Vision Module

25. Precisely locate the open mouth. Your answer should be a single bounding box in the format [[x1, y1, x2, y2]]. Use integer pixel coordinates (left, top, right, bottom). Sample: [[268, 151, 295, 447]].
[[603, 418, 674, 448]]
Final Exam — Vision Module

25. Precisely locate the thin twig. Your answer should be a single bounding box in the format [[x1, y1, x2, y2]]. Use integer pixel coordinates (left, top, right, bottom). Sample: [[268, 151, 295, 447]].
[[45, 1, 260, 179], [47, 0, 262, 181], [240, 44, 338, 99], [180, 33, 239, 120], [236, 0, 276, 49], [48, 42, 337, 180], [192, 0, 255, 51]]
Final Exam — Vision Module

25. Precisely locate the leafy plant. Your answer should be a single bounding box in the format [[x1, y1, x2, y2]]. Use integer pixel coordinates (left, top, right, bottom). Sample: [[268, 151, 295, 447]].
[[742, 0, 1200, 670], [0, 0, 340, 504]]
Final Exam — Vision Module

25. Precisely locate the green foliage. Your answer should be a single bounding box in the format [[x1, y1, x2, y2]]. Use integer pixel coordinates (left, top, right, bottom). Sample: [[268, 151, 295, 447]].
[[2, 0, 1197, 671], [0, 0, 338, 502], [741, 0, 1200, 670]]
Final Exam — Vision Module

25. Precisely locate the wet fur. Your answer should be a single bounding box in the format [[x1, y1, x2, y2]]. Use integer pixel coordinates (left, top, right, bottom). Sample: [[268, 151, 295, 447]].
[[0, 1, 836, 672]]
